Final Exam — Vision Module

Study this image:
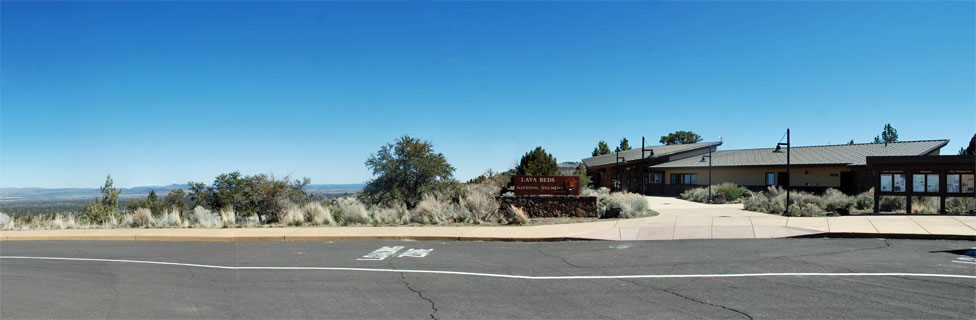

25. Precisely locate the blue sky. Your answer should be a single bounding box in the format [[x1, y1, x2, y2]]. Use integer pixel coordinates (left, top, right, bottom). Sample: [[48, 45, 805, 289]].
[[1, 1, 973, 188]]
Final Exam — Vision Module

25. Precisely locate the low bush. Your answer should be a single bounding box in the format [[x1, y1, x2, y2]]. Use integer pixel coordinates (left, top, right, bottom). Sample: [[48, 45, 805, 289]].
[[460, 184, 500, 224], [510, 206, 529, 225], [131, 208, 153, 227], [821, 189, 854, 215], [787, 202, 825, 217], [581, 187, 611, 215], [911, 196, 940, 214], [679, 183, 748, 204], [854, 188, 874, 211], [280, 205, 306, 226], [189, 206, 222, 228], [303, 202, 334, 225], [947, 197, 976, 214], [337, 197, 371, 225], [0, 212, 12, 230], [606, 192, 652, 218], [879, 196, 906, 212], [152, 209, 183, 228], [370, 202, 407, 225], [410, 194, 455, 225]]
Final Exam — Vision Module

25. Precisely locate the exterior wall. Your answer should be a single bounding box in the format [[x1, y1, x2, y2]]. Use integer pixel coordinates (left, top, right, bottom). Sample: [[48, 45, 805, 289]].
[[662, 166, 851, 188]]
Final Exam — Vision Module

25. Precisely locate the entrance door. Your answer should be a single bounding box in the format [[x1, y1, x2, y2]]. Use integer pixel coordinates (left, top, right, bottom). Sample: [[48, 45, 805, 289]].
[[840, 171, 856, 195], [777, 172, 790, 187]]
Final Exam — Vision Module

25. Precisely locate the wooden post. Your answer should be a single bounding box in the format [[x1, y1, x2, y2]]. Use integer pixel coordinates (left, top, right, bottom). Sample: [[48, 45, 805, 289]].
[[906, 172, 913, 214]]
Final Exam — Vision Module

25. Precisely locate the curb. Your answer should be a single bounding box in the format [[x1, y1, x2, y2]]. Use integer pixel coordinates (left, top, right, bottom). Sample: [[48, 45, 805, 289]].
[[795, 232, 976, 241], [0, 235, 572, 242]]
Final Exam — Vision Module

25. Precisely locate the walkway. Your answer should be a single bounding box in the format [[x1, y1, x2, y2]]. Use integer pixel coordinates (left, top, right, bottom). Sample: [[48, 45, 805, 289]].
[[569, 196, 976, 240]]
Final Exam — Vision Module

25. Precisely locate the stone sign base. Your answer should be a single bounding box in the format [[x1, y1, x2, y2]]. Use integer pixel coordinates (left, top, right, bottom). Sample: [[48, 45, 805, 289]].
[[497, 196, 598, 218]]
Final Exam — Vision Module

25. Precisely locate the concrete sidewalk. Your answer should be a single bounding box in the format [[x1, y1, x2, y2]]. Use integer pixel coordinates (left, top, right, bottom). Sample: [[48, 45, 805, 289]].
[[570, 196, 976, 240], [1, 197, 974, 242]]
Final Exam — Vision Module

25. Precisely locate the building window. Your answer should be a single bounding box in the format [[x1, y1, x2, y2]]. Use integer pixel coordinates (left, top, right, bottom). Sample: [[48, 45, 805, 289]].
[[947, 174, 960, 193], [648, 173, 662, 184], [670, 173, 698, 185], [882, 174, 906, 192], [926, 174, 939, 193], [893, 174, 906, 192], [913, 174, 926, 192], [765, 172, 775, 186], [962, 174, 975, 193]]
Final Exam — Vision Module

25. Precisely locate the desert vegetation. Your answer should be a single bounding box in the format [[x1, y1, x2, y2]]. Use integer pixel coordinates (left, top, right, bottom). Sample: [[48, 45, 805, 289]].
[[679, 183, 750, 204], [0, 135, 651, 230]]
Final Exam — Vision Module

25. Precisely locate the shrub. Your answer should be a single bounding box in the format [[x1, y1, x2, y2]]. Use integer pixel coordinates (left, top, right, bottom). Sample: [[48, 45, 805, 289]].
[[911, 196, 940, 214], [189, 206, 222, 228], [679, 183, 746, 204], [371, 203, 407, 225], [744, 186, 787, 214], [338, 197, 371, 225], [679, 187, 711, 203], [879, 196, 905, 212], [606, 192, 651, 218], [854, 188, 874, 211], [582, 187, 611, 215], [131, 208, 153, 227], [0, 212, 13, 230], [152, 209, 183, 228], [511, 206, 530, 225], [409, 194, 456, 225], [460, 184, 500, 224], [821, 189, 854, 215], [187, 172, 310, 223], [787, 202, 825, 217], [947, 197, 976, 214], [219, 207, 236, 227], [744, 186, 828, 217], [280, 205, 306, 226], [303, 202, 334, 225]]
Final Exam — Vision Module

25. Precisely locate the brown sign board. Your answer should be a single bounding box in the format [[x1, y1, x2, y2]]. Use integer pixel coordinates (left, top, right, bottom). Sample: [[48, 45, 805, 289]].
[[513, 175, 580, 196]]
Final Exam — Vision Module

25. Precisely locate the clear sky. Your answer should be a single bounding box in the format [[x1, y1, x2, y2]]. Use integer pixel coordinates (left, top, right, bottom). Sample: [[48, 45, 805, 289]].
[[1, 1, 974, 188]]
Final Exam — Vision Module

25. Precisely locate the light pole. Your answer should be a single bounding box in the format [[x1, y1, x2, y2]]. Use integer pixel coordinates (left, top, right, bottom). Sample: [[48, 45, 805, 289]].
[[700, 147, 712, 203], [773, 129, 791, 214], [615, 151, 625, 192], [641, 142, 654, 196]]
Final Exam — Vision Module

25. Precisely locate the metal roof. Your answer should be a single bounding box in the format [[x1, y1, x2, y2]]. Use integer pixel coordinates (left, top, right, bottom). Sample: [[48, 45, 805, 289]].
[[582, 142, 722, 168], [650, 140, 948, 169]]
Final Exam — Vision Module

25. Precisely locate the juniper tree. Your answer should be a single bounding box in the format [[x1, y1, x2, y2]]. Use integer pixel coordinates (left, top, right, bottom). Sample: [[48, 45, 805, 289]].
[[362, 135, 457, 208], [515, 147, 560, 176]]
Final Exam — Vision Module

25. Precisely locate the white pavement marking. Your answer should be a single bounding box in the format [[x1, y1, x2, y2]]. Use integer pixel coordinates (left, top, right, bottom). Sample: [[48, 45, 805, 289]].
[[357, 246, 404, 261], [397, 249, 433, 258], [3, 256, 975, 281]]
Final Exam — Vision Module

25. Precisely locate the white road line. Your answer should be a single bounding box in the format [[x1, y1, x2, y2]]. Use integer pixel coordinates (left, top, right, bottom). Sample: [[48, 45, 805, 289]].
[[2, 256, 975, 281]]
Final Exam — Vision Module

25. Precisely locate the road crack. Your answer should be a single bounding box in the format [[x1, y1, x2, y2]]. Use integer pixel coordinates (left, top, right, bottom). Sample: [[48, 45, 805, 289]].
[[399, 272, 439, 320], [620, 279, 753, 320], [536, 246, 589, 269]]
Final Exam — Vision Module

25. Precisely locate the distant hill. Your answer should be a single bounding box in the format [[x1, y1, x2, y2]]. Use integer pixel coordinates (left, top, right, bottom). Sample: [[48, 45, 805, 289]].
[[0, 184, 365, 202]]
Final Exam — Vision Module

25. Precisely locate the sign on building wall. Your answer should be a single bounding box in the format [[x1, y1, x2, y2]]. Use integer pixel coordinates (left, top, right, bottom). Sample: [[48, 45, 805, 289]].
[[513, 175, 580, 196]]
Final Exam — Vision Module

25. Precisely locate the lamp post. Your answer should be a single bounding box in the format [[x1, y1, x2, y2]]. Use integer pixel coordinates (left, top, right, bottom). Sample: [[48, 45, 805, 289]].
[[700, 147, 712, 203], [641, 141, 654, 196], [615, 151, 625, 192], [773, 129, 791, 214]]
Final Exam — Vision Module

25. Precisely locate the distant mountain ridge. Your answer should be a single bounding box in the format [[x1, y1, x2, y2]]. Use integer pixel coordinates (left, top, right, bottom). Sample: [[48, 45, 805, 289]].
[[0, 184, 365, 201]]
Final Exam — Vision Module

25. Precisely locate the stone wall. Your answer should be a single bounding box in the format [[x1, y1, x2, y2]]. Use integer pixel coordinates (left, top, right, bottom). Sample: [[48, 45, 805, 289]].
[[497, 196, 598, 218]]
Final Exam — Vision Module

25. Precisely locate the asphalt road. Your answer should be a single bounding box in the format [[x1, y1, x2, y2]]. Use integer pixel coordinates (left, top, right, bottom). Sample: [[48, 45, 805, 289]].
[[1, 238, 974, 319]]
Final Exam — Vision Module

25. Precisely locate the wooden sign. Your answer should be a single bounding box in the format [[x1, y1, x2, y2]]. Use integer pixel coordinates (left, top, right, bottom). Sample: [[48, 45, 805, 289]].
[[513, 175, 580, 196]]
